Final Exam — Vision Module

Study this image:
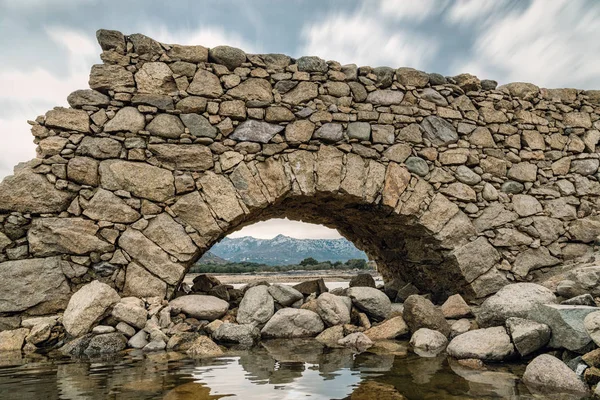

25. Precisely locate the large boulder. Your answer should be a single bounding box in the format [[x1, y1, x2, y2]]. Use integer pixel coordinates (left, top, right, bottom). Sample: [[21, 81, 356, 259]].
[[0, 168, 75, 213], [476, 283, 557, 327], [169, 295, 229, 321], [522, 354, 589, 397], [505, 317, 551, 357], [28, 218, 113, 257], [261, 309, 324, 338], [447, 327, 515, 361], [99, 160, 175, 202], [267, 284, 303, 307], [237, 285, 274, 325], [403, 295, 451, 337], [347, 287, 391, 321], [409, 328, 448, 357], [0, 328, 29, 351], [0, 257, 71, 313], [111, 299, 148, 330], [63, 281, 120, 337], [316, 293, 351, 326], [529, 304, 598, 352]]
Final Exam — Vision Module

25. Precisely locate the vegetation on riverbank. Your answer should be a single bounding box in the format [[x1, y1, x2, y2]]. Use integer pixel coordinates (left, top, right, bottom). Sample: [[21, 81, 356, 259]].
[[189, 257, 371, 274]]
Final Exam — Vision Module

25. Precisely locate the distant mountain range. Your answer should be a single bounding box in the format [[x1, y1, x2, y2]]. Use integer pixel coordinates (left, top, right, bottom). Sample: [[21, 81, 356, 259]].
[[199, 234, 368, 265]]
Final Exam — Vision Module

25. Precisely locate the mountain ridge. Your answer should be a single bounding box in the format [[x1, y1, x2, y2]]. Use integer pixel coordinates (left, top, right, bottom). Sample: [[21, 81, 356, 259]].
[[200, 234, 368, 265]]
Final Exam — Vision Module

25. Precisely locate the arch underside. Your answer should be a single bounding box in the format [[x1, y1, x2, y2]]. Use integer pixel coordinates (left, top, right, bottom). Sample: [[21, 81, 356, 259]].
[[1, 29, 600, 322]]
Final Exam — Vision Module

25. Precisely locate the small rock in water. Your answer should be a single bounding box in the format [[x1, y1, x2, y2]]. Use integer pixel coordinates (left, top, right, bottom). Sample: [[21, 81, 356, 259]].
[[84, 333, 127, 356], [364, 316, 409, 341], [316, 325, 345, 344], [523, 354, 589, 397], [347, 287, 391, 321], [409, 328, 448, 357], [505, 317, 550, 357], [529, 304, 598, 351], [261, 308, 324, 338], [338, 332, 373, 353], [186, 336, 224, 358], [213, 322, 260, 345]]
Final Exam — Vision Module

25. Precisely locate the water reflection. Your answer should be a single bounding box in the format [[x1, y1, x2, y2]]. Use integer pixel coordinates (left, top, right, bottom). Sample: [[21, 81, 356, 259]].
[[0, 339, 538, 400]]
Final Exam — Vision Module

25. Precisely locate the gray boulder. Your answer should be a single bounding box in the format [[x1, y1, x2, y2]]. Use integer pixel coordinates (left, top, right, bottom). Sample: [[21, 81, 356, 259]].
[[420, 115, 458, 146], [505, 317, 550, 357], [128, 330, 149, 349], [523, 354, 589, 397], [237, 285, 274, 325], [447, 327, 515, 361], [209, 45, 246, 70], [403, 295, 450, 337], [338, 332, 373, 353], [267, 284, 303, 307], [212, 322, 260, 345], [63, 280, 120, 337], [261, 309, 324, 338], [409, 328, 448, 357], [476, 283, 557, 327], [84, 333, 127, 356], [529, 304, 598, 352], [316, 293, 351, 326], [169, 295, 229, 321], [347, 287, 391, 321]]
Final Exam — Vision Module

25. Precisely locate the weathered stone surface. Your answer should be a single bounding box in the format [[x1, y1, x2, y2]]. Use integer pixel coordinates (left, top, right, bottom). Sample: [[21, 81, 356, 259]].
[[83, 188, 140, 223], [89, 64, 135, 92], [410, 328, 448, 357], [366, 90, 404, 105], [261, 309, 324, 338], [282, 81, 318, 104], [347, 122, 371, 140], [180, 113, 217, 138], [513, 247, 560, 278], [421, 116, 458, 145], [268, 284, 303, 307], [297, 56, 327, 72], [212, 323, 260, 345], [314, 123, 343, 142], [477, 283, 557, 327], [28, 218, 113, 256], [228, 78, 273, 105], [168, 44, 208, 63], [209, 46, 246, 70], [364, 316, 409, 341], [316, 293, 351, 326], [100, 160, 174, 202], [347, 287, 391, 321], [403, 295, 451, 337], [0, 168, 75, 213], [447, 327, 515, 361], [451, 237, 500, 284], [529, 304, 598, 351], [78, 137, 122, 159], [63, 281, 120, 337], [171, 191, 221, 242], [104, 106, 145, 133], [585, 311, 600, 347], [135, 62, 176, 94], [169, 295, 229, 321], [111, 300, 147, 329], [441, 294, 471, 319], [237, 285, 274, 325], [230, 119, 284, 143], [0, 257, 71, 313], [45, 107, 90, 133], [148, 144, 213, 171], [67, 89, 110, 108], [0, 328, 29, 351], [123, 262, 167, 299], [523, 354, 589, 396], [118, 228, 185, 285], [144, 213, 196, 262], [506, 317, 550, 357], [85, 332, 127, 355], [146, 113, 184, 138], [188, 69, 223, 98], [338, 332, 373, 352], [198, 171, 244, 222]]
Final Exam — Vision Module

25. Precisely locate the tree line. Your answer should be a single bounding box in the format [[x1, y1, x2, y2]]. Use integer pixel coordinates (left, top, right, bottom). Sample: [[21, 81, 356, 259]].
[[189, 257, 371, 274]]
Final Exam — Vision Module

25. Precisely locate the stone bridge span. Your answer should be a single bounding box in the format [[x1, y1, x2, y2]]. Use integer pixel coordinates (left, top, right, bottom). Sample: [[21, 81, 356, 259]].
[[1, 29, 600, 322]]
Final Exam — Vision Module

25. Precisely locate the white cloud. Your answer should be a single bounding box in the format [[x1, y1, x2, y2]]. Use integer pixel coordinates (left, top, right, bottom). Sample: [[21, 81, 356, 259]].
[[0, 26, 98, 180], [445, 0, 504, 24], [300, 12, 438, 69], [451, 0, 600, 88], [140, 25, 258, 52], [379, 0, 449, 21], [228, 218, 342, 240]]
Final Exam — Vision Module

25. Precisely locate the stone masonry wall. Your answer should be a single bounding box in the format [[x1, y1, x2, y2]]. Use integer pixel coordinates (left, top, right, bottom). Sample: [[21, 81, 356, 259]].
[[1, 29, 600, 323]]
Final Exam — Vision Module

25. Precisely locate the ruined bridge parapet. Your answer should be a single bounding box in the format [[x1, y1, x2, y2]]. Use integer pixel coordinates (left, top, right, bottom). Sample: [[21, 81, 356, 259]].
[[1, 29, 600, 320]]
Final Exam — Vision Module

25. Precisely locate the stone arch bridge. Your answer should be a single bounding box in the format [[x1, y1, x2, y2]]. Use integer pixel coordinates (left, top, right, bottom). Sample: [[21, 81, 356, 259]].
[[1, 29, 600, 322]]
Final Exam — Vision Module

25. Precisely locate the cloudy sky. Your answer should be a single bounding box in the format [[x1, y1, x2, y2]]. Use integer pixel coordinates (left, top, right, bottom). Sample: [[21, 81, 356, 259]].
[[1, 0, 599, 238]]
